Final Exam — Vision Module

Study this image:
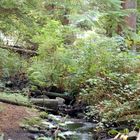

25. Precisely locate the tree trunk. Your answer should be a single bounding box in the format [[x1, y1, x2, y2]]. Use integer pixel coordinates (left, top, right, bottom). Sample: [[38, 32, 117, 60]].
[[122, 0, 137, 31]]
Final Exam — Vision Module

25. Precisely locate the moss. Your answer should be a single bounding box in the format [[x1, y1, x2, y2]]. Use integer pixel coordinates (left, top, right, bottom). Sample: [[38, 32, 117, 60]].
[[0, 92, 30, 106], [39, 112, 48, 119], [22, 117, 42, 126]]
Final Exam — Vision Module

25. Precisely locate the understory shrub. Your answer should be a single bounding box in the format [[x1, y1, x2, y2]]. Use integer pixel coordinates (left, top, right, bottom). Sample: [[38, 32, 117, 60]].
[[27, 20, 140, 121], [0, 48, 27, 78], [80, 52, 140, 121]]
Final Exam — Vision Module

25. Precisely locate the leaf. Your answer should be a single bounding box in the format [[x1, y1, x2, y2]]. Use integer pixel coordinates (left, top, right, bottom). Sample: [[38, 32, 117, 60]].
[[108, 129, 119, 135], [123, 129, 129, 135], [58, 133, 66, 140]]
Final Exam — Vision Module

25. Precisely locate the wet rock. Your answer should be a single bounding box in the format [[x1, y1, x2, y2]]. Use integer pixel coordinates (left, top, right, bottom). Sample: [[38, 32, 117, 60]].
[[28, 127, 40, 133], [0, 133, 4, 140], [59, 127, 68, 132], [56, 97, 65, 105], [58, 131, 94, 140], [36, 137, 52, 140], [137, 130, 140, 140], [20, 124, 30, 129], [44, 131, 52, 137], [28, 134, 39, 140], [77, 113, 84, 119], [47, 114, 62, 123], [41, 121, 57, 129], [128, 131, 138, 140], [38, 134, 45, 137], [58, 131, 76, 139]]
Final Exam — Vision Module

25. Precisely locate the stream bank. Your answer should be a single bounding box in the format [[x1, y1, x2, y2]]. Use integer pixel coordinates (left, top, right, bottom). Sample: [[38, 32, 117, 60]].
[[0, 91, 139, 140], [21, 114, 97, 140], [21, 112, 139, 140], [0, 98, 139, 140]]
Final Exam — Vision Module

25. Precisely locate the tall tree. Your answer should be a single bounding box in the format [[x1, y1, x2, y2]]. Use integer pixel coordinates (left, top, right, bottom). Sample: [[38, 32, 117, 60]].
[[122, 0, 137, 31]]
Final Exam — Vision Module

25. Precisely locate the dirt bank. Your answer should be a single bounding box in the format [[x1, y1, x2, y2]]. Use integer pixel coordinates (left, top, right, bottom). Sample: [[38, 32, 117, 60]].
[[0, 102, 37, 140]]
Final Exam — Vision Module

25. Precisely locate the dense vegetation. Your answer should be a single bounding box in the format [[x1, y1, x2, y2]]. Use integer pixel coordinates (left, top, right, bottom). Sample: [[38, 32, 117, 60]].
[[0, 0, 140, 126]]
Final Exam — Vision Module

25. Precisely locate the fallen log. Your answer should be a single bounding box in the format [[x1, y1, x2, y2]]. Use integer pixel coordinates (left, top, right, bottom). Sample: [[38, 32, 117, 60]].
[[0, 97, 58, 113], [43, 91, 73, 101], [0, 45, 38, 56], [30, 98, 60, 111], [0, 98, 30, 107]]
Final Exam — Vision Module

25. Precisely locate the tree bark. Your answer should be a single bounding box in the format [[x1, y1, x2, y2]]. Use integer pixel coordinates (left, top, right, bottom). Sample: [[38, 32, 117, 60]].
[[122, 0, 137, 31], [30, 98, 59, 110]]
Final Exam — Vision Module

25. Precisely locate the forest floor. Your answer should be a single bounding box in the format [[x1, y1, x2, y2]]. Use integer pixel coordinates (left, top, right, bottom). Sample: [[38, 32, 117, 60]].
[[0, 102, 38, 140]]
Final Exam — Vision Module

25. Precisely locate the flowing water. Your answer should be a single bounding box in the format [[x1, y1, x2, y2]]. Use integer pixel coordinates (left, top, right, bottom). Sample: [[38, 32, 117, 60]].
[[59, 118, 96, 140]]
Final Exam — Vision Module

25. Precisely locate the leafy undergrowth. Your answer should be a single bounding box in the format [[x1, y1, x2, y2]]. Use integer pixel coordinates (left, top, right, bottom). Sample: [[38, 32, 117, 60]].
[[0, 0, 139, 132], [81, 71, 140, 123], [27, 28, 140, 124]]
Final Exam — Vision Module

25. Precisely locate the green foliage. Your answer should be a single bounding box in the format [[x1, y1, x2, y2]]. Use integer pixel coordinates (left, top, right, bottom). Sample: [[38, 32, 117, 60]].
[[0, 0, 43, 33], [0, 0, 139, 124], [39, 112, 48, 119], [0, 48, 27, 78], [108, 129, 119, 135], [22, 117, 42, 126], [33, 20, 63, 57], [28, 21, 79, 91], [81, 66, 140, 121], [0, 0, 49, 49], [108, 128, 129, 136]]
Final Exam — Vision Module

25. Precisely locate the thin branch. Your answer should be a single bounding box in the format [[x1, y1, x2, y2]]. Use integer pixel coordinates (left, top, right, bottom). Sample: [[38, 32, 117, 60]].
[[0, 45, 38, 56]]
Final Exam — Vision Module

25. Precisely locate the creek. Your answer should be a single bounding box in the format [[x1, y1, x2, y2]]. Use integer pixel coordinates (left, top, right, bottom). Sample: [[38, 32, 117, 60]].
[[59, 119, 95, 140], [39, 114, 97, 140]]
